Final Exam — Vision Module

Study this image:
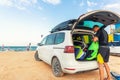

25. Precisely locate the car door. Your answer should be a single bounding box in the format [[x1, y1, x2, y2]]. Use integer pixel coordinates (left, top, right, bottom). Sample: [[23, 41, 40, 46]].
[[37, 36, 48, 60], [43, 33, 56, 64]]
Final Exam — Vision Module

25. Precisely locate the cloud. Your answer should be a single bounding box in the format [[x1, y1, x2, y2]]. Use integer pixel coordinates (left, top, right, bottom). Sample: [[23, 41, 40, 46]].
[[85, 0, 98, 12], [87, 0, 97, 7], [0, 0, 13, 7], [15, 5, 26, 10], [87, 8, 92, 12], [0, 0, 38, 10], [42, 0, 61, 5], [79, 1, 84, 7], [18, 0, 37, 5], [103, 3, 120, 13], [38, 6, 43, 10], [104, 3, 120, 9], [84, 0, 98, 12]]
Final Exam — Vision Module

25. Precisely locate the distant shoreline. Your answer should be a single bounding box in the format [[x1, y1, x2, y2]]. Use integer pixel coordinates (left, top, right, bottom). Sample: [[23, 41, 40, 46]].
[[0, 46, 37, 51]]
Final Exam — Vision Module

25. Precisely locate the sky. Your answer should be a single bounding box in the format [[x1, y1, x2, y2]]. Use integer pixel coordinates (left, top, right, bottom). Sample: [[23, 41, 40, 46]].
[[0, 0, 120, 46]]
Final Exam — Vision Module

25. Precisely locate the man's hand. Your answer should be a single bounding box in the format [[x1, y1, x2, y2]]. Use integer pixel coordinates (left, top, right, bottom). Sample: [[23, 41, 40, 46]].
[[93, 36, 98, 42]]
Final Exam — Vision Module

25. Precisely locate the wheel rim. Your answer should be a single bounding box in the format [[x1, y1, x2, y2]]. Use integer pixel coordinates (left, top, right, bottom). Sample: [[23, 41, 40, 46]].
[[52, 58, 61, 76], [54, 61, 60, 74]]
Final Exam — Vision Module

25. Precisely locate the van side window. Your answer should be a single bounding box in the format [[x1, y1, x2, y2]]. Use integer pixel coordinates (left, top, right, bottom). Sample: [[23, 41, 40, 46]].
[[55, 33, 65, 44], [40, 37, 47, 45], [46, 34, 56, 45]]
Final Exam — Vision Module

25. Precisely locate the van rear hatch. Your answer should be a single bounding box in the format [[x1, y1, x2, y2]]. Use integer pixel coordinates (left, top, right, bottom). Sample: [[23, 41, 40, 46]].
[[72, 10, 120, 33]]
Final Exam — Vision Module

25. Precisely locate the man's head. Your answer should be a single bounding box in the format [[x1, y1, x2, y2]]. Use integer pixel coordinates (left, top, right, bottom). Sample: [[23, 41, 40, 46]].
[[93, 25, 100, 32]]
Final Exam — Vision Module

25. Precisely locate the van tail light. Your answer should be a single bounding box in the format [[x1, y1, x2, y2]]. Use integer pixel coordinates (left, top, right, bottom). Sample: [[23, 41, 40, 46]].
[[64, 46, 74, 53]]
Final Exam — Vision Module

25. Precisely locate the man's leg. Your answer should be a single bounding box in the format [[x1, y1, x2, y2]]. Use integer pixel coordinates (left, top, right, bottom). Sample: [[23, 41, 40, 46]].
[[97, 53, 105, 80], [104, 47, 111, 80], [98, 62, 104, 80], [104, 62, 111, 80]]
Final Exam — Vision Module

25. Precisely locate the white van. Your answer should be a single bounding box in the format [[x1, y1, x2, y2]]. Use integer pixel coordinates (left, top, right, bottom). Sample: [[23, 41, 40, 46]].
[[35, 10, 120, 77]]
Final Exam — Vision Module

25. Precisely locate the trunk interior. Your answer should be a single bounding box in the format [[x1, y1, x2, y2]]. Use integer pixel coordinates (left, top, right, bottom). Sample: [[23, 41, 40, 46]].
[[72, 32, 95, 61]]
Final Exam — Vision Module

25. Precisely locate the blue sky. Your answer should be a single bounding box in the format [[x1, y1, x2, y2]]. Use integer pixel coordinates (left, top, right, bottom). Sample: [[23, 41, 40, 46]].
[[0, 0, 120, 46]]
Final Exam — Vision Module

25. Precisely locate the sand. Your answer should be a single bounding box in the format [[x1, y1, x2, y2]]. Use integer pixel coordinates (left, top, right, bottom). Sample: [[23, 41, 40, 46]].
[[0, 51, 119, 80]]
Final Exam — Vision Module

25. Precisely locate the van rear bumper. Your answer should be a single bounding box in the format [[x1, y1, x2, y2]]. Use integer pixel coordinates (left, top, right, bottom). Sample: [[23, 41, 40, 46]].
[[58, 53, 98, 74], [62, 60, 98, 74]]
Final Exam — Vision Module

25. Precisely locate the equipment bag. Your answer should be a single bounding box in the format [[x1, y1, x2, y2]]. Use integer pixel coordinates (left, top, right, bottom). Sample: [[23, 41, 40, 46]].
[[74, 46, 86, 60], [85, 42, 99, 60]]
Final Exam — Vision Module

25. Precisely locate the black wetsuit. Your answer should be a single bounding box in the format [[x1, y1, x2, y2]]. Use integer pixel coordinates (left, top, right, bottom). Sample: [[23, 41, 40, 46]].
[[95, 28, 110, 62]]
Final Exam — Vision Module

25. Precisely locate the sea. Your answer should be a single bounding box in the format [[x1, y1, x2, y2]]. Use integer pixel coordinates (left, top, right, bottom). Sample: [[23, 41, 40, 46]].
[[0, 46, 37, 51]]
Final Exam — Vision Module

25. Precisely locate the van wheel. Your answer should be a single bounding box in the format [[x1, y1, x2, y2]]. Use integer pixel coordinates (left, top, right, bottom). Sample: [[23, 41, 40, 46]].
[[34, 51, 42, 61], [51, 57, 64, 77]]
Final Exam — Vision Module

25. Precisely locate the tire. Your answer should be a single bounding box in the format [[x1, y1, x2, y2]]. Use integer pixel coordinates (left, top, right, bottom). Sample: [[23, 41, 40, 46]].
[[34, 51, 42, 61], [51, 57, 64, 77]]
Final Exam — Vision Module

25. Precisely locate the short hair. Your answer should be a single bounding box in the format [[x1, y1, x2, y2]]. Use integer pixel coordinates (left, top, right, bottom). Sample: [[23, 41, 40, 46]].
[[93, 25, 99, 29]]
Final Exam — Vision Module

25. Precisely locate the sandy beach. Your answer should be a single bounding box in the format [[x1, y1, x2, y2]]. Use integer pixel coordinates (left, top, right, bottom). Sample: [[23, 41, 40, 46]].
[[0, 51, 120, 80]]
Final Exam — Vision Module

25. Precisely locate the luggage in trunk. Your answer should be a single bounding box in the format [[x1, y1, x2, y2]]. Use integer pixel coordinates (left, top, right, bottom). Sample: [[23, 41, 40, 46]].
[[72, 33, 99, 61]]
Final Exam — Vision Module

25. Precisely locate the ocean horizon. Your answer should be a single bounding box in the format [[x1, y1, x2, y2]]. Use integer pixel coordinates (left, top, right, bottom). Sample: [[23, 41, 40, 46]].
[[0, 46, 37, 51]]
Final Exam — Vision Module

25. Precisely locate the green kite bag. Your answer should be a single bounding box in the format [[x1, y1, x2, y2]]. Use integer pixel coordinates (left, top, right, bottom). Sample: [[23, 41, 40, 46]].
[[86, 42, 99, 60]]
